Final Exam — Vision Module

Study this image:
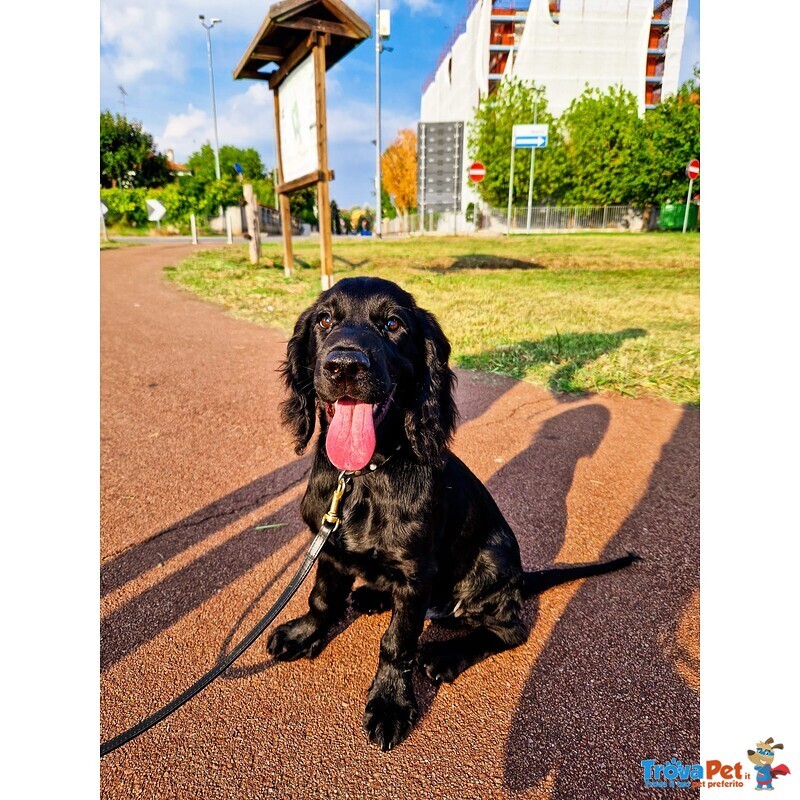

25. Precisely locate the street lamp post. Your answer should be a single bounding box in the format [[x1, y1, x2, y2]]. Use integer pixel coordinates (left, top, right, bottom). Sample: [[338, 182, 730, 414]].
[[374, 4, 392, 239], [375, 0, 381, 239], [199, 14, 229, 240]]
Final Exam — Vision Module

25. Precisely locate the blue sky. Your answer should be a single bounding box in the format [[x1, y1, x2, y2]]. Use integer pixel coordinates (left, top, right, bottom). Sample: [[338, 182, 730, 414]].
[[100, 0, 700, 209]]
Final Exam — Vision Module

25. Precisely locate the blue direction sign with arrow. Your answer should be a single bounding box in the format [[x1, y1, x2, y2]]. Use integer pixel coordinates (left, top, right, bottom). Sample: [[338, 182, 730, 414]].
[[512, 123, 549, 149]]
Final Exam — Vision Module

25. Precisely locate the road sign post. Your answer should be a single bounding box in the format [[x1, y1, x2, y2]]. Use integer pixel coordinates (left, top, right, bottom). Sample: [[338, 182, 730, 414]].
[[507, 123, 548, 235], [525, 90, 543, 232], [506, 145, 516, 235], [683, 158, 699, 234]]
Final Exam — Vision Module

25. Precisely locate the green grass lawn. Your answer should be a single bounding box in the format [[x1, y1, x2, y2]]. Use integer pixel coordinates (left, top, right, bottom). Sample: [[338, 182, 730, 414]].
[[165, 232, 699, 405]]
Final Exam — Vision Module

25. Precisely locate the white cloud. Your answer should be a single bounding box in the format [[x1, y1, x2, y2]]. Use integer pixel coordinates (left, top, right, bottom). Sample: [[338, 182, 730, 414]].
[[157, 84, 280, 162], [100, 0, 261, 84], [101, 0, 439, 85], [159, 104, 208, 154]]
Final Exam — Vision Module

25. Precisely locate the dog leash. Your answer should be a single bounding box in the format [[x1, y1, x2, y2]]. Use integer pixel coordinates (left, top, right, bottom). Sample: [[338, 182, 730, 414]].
[[100, 471, 352, 757]]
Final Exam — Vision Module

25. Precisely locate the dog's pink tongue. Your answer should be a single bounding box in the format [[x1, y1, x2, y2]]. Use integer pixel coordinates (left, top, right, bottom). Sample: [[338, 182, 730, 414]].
[[326, 399, 376, 471]]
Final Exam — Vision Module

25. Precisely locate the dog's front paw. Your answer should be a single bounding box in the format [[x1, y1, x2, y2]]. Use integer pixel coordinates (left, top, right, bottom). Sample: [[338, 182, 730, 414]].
[[418, 641, 469, 684], [363, 693, 418, 751], [266, 616, 326, 661], [351, 586, 391, 615]]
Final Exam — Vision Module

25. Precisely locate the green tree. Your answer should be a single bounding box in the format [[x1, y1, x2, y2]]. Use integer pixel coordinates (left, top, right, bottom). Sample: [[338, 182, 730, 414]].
[[182, 144, 278, 219], [100, 111, 171, 189], [250, 169, 277, 209], [186, 143, 266, 184], [289, 186, 318, 225], [330, 200, 343, 235], [640, 72, 700, 203], [556, 85, 648, 205], [380, 185, 397, 220], [467, 78, 558, 208]]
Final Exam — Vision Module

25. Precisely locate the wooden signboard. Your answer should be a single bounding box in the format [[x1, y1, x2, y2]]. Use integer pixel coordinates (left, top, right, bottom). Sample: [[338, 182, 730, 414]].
[[234, 0, 371, 289]]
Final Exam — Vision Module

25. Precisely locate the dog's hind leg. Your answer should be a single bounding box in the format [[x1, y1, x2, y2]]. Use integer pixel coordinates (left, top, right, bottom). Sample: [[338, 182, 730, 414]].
[[418, 593, 528, 683]]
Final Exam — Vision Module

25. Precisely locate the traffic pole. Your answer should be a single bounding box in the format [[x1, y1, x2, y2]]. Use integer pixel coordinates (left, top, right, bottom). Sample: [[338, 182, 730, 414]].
[[525, 147, 537, 233], [526, 91, 539, 232], [506, 144, 516, 235], [682, 178, 694, 234]]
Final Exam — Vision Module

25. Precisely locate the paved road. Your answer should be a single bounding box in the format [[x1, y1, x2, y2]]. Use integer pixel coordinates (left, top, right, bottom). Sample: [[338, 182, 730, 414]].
[[100, 244, 699, 799]]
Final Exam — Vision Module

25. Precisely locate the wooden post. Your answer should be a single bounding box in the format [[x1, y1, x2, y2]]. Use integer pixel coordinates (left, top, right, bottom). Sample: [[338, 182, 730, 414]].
[[243, 184, 262, 264], [272, 88, 294, 277], [314, 34, 334, 291]]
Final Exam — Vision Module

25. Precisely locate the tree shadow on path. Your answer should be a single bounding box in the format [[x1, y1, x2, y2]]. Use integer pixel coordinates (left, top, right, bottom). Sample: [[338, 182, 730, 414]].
[[412, 403, 612, 725], [503, 408, 700, 799]]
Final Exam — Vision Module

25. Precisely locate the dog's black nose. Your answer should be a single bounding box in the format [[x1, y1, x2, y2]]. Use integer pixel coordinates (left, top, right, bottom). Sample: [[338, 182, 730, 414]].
[[323, 349, 371, 381]]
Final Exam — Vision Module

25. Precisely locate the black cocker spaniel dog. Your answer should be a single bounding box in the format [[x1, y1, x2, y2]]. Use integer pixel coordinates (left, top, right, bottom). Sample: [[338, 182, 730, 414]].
[[267, 276, 635, 751]]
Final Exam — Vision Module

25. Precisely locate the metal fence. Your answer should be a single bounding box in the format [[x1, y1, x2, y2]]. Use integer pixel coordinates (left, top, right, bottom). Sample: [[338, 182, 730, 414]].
[[380, 205, 657, 236], [501, 205, 653, 232]]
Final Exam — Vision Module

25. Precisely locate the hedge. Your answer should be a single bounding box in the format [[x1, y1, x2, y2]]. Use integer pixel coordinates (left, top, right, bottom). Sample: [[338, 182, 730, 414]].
[[101, 177, 278, 229]]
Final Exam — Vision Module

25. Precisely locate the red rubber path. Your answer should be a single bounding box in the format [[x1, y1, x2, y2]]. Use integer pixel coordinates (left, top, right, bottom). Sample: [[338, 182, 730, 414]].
[[100, 244, 699, 799]]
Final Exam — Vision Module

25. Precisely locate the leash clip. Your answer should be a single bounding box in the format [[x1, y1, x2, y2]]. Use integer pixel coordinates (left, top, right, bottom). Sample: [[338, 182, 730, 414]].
[[321, 471, 350, 531]]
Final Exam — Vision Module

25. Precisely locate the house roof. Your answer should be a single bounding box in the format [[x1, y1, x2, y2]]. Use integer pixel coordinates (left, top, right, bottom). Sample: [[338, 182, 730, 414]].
[[167, 159, 190, 173], [233, 0, 371, 88]]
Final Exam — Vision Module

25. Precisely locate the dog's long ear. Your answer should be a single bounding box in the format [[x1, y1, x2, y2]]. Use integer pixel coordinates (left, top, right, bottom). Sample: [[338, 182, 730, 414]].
[[405, 308, 459, 465], [280, 304, 318, 454]]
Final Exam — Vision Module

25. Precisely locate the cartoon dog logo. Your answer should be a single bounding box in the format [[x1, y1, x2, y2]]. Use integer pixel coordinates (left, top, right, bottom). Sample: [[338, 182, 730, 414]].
[[747, 738, 791, 790]]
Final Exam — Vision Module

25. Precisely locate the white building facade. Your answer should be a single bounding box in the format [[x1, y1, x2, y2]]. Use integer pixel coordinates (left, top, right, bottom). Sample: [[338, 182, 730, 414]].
[[419, 0, 688, 210]]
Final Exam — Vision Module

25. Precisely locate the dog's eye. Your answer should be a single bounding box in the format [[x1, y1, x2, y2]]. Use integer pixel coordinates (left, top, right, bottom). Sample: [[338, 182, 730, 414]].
[[384, 317, 401, 333], [318, 313, 333, 330]]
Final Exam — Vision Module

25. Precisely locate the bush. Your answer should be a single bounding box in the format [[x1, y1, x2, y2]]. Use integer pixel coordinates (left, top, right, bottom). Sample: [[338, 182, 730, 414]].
[[101, 188, 149, 227], [100, 180, 280, 232], [102, 184, 207, 229]]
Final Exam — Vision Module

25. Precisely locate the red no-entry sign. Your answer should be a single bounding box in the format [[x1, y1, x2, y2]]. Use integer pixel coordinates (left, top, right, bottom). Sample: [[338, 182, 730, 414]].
[[468, 161, 486, 183], [686, 159, 700, 180]]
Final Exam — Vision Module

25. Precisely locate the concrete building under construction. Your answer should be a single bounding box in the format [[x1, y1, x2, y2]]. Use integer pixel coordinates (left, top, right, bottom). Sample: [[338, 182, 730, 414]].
[[418, 0, 689, 213]]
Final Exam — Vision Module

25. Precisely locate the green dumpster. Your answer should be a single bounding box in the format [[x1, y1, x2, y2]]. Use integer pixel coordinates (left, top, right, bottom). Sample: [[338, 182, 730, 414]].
[[658, 202, 699, 231]]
